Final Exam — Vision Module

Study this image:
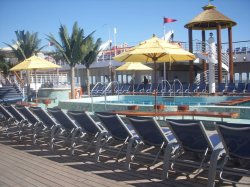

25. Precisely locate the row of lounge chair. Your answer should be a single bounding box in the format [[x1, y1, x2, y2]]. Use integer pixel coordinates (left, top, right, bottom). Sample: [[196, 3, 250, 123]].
[[217, 82, 250, 94], [91, 82, 250, 96], [91, 82, 206, 96], [0, 104, 249, 186]]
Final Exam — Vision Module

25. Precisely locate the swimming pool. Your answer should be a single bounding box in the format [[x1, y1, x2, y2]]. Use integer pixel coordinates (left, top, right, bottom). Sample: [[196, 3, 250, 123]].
[[57, 95, 250, 120], [96, 95, 241, 106]]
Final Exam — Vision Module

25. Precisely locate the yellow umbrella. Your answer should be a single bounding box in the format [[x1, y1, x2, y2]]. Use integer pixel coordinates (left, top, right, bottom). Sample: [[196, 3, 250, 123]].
[[10, 56, 61, 71], [115, 62, 152, 71], [115, 62, 152, 93], [114, 34, 196, 110], [10, 55, 61, 100], [114, 35, 195, 62]]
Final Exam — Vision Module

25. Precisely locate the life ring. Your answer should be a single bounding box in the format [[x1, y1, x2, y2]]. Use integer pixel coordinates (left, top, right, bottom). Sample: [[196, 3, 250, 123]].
[[74, 88, 83, 99]]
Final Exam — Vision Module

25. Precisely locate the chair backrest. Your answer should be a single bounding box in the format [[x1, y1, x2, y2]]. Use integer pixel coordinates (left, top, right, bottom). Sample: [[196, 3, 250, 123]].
[[47, 108, 78, 130], [246, 83, 250, 93], [95, 112, 133, 141], [121, 84, 130, 92], [197, 83, 206, 92], [182, 82, 189, 92], [216, 123, 250, 159], [189, 83, 198, 92], [128, 116, 174, 147], [150, 83, 158, 92], [157, 83, 163, 92], [68, 111, 103, 136], [2, 104, 25, 122], [217, 83, 226, 92], [136, 84, 144, 92], [236, 83, 246, 93], [144, 83, 152, 92], [29, 106, 57, 128], [167, 119, 213, 153], [15, 105, 39, 124], [227, 83, 236, 92], [0, 104, 13, 119]]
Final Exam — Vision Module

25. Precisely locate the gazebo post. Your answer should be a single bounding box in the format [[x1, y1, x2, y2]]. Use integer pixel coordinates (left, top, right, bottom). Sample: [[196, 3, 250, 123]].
[[202, 30, 207, 81], [228, 26, 234, 83], [216, 23, 222, 83], [184, 3, 236, 89], [188, 28, 194, 83]]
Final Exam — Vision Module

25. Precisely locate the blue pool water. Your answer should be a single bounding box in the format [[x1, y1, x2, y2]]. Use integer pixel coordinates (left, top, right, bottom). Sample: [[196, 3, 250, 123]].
[[98, 95, 242, 106]]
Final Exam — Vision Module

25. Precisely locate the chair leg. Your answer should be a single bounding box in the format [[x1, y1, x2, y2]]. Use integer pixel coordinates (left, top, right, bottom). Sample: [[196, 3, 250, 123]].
[[162, 143, 177, 180], [95, 133, 106, 162], [207, 148, 224, 187], [125, 138, 136, 170]]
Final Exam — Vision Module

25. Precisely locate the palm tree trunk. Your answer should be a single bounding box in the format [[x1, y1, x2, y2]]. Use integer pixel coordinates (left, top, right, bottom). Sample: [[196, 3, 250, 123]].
[[71, 66, 75, 99], [86, 68, 90, 96]]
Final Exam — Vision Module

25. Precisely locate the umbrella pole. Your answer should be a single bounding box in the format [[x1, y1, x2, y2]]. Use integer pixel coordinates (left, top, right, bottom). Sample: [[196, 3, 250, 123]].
[[154, 61, 157, 113], [133, 71, 135, 95], [35, 70, 37, 102]]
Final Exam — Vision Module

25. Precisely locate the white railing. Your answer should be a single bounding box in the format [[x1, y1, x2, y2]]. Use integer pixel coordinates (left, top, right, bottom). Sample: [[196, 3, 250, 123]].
[[104, 81, 120, 110], [172, 79, 183, 96]]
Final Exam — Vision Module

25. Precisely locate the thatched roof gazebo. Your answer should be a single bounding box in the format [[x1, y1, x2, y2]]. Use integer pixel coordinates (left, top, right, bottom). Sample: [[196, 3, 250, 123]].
[[184, 3, 237, 83]]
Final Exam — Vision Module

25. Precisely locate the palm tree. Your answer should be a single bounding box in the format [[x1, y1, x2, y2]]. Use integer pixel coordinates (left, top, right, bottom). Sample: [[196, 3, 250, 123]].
[[4, 30, 44, 100], [47, 22, 94, 99], [0, 56, 13, 79], [82, 38, 102, 96], [4, 30, 44, 61]]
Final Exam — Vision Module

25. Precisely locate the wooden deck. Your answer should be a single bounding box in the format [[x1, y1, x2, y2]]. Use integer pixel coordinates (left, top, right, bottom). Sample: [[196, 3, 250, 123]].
[[112, 110, 239, 121], [0, 135, 249, 187], [215, 96, 250, 106]]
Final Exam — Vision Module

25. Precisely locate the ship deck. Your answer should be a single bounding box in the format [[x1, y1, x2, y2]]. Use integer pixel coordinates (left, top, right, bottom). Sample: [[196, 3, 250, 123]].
[[0, 135, 249, 187]]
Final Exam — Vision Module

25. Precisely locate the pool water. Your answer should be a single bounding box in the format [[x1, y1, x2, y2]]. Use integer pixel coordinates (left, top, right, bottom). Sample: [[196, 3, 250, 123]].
[[97, 95, 241, 106]]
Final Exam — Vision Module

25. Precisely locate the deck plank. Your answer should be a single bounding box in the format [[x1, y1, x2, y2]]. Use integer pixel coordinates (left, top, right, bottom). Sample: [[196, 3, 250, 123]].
[[0, 135, 250, 187]]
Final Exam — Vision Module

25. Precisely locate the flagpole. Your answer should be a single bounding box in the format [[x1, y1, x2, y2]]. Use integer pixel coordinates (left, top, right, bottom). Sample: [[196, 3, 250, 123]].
[[114, 27, 117, 56], [163, 19, 166, 82]]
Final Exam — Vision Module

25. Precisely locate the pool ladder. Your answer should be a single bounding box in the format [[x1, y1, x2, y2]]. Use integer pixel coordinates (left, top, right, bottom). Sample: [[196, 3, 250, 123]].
[[90, 82, 107, 112], [172, 79, 183, 96], [104, 81, 120, 110]]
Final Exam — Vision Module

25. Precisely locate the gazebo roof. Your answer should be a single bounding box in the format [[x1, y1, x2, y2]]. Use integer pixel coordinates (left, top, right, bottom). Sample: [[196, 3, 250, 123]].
[[184, 4, 236, 30]]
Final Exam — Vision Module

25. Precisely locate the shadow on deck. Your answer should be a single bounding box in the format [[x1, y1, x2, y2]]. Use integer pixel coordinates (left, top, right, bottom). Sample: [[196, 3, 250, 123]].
[[0, 135, 249, 187]]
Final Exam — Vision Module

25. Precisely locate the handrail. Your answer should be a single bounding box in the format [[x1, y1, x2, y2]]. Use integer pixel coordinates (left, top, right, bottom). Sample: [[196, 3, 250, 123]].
[[104, 81, 120, 110], [172, 79, 183, 96], [90, 82, 107, 112], [161, 80, 172, 96]]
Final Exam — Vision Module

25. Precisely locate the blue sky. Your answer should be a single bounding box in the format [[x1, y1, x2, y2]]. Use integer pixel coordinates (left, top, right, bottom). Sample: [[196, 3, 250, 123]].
[[0, 0, 249, 49]]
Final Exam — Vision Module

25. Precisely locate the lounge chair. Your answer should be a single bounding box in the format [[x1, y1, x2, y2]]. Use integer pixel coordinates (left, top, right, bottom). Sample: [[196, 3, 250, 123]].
[[15, 104, 43, 143], [245, 83, 250, 94], [196, 82, 207, 93], [67, 110, 107, 156], [226, 83, 236, 93], [29, 106, 59, 145], [209, 123, 250, 187], [119, 84, 130, 94], [148, 83, 159, 94], [2, 104, 30, 140], [47, 108, 82, 152], [165, 119, 223, 180], [0, 104, 18, 135], [144, 83, 152, 93], [127, 116, 177, 173], [91, 84, 106, 96], [162, 82, 173, 96], [95, 112, 135, 163], [235, 82, 246, 93], [182, 82, 190, 95], [217, 83, 226, 93], [188, 83, 198, 95], [135, 83, 145, 93]]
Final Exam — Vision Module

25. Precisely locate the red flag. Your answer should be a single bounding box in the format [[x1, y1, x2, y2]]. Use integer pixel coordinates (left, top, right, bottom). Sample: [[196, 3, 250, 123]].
[[163, 17, 177, 24]]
